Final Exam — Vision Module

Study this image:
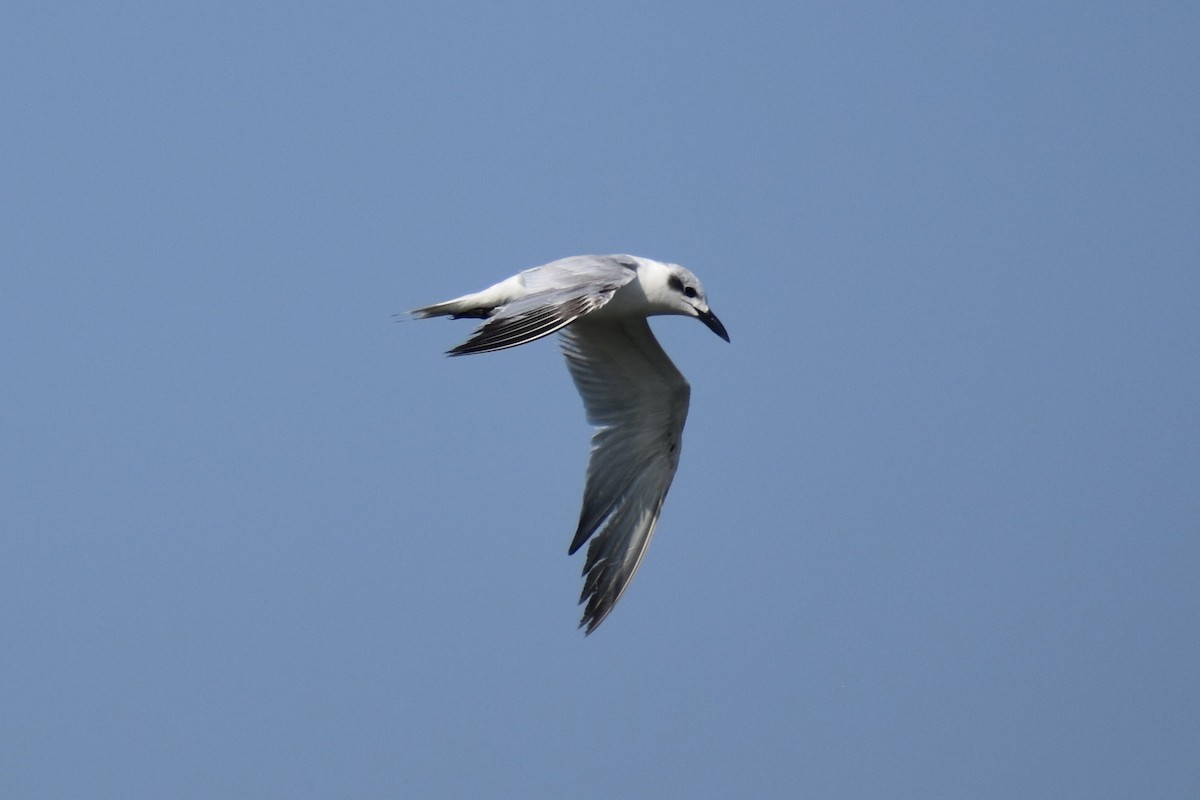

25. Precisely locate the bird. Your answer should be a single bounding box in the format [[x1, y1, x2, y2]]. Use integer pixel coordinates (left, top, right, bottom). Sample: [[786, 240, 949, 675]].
[[412, 254, 729, 633]]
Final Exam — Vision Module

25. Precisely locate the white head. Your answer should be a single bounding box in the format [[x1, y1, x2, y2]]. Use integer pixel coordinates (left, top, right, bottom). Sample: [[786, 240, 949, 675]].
[[633, 257, 730, 342]]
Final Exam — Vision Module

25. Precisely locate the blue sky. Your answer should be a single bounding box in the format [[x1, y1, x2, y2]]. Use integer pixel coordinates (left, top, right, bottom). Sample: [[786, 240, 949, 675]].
[[2, 2, 1198, 797]]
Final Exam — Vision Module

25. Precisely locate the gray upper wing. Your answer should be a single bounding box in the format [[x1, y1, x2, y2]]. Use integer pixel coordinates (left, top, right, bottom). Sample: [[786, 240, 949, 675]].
[[448, 256, 637, 356], [560, 316, 691, 633]]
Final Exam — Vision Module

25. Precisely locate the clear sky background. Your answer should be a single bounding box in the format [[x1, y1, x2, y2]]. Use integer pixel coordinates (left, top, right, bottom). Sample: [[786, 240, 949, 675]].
[[3, 3, 1198, 798]]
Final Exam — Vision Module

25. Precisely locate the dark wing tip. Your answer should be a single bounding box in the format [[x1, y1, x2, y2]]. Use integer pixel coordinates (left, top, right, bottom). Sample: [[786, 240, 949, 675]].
[[574, 533, 625, 635], [446, 298, 597, 356], [578, 595, 614, 636]]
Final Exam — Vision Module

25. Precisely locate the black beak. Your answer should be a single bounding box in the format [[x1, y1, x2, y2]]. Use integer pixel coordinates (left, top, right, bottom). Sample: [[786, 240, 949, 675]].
[[697, 308, 730, 342]]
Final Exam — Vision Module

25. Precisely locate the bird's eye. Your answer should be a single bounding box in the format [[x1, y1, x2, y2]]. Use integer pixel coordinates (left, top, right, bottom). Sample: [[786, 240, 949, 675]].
[[683, 286, 697, 299]]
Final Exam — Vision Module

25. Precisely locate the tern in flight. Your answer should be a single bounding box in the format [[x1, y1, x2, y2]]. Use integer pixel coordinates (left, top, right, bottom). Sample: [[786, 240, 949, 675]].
[[413, 254, 729, 633]]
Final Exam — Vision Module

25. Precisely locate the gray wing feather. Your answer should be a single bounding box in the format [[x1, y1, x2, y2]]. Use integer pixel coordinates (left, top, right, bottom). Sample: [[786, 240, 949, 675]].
[[560, 317, 691, 634], [448, 256, 637, 356]]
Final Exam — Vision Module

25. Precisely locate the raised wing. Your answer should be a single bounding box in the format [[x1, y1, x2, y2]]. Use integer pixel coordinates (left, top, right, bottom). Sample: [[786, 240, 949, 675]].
[[446, 256, 637, 356], [560, 317, 691, 634]]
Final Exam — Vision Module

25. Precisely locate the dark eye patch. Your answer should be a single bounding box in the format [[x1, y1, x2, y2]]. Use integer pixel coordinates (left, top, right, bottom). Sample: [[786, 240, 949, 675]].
[[667, 274, 685, 293]]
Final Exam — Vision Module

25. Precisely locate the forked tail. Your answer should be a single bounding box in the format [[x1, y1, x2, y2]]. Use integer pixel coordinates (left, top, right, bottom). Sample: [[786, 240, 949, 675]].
[[410, 297, 491, 320], [410, 274, 526, 320]]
